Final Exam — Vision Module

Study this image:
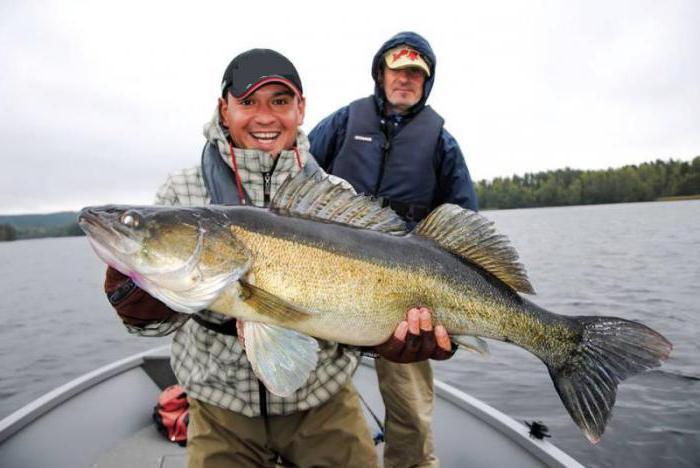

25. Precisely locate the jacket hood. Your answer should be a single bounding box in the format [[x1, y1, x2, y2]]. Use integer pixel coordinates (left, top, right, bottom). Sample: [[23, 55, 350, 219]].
[[371, 31, 436, 115]]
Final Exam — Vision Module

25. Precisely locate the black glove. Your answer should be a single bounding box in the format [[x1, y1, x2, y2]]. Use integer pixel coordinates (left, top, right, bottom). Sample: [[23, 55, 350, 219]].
[[104, 266, 177, 327]]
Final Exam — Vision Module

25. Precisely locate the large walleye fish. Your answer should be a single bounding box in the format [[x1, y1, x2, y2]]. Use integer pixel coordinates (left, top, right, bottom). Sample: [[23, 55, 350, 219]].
[[79, 172, 671, 443]]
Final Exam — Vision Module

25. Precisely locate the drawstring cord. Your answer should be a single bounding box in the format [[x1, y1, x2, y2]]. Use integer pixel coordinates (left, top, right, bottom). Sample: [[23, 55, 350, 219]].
[[292, 147, 302, 168]]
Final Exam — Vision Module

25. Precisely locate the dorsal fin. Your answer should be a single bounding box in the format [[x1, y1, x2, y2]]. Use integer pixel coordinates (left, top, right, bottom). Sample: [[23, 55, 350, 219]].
[[270, 170, 407, 235], [415, 204, 534, 294]]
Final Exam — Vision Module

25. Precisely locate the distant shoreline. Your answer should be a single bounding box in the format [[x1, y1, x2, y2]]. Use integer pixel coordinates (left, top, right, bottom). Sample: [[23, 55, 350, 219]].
[[0, 212, 82, 242], [1, 197, 699, 242], [656, 194, 700, 202], [475, 156, 700, 210]]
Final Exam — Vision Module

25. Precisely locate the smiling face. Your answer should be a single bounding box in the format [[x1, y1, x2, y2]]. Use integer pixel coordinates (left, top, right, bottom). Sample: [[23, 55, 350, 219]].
[[381, 66, 426, 114], [219, 83, 306, 157]]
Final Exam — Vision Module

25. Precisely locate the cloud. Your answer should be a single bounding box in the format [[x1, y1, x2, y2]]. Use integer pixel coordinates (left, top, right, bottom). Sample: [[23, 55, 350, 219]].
[[1, 0, 698, 213]]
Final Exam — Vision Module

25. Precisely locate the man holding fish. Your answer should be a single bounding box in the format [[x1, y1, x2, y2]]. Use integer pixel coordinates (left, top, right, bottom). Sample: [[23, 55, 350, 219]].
[[101, 48, 453, 467]]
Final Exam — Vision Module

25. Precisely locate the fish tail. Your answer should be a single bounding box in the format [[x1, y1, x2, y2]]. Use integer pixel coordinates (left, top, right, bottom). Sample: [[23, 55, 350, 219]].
[[547, 316, 671, 443]]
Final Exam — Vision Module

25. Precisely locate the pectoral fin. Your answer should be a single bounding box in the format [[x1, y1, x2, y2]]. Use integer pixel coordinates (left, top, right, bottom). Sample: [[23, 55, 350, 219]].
[[240, 280, 316, 322], [244, 321, 320, 397]]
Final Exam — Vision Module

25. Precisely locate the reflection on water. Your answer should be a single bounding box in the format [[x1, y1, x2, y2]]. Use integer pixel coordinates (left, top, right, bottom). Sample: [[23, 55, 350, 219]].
[[1, 200, 699, 467]]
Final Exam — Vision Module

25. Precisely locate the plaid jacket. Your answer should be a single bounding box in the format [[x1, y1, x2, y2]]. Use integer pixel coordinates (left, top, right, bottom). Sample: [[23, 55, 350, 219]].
[[134, 115, 359, 417]]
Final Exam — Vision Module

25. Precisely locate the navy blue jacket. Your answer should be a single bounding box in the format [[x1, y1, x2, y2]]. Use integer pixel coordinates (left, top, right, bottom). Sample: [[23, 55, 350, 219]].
[[309, 31, 478, 219]]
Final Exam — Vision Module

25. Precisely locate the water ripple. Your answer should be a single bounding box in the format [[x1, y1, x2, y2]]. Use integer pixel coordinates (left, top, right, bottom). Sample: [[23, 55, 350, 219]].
[[2, 206, 699, 468]]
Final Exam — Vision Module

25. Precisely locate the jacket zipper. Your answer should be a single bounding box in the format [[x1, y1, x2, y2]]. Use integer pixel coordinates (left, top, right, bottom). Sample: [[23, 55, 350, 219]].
[[263, 171, 272, 207], [375, 118, 396, 194]]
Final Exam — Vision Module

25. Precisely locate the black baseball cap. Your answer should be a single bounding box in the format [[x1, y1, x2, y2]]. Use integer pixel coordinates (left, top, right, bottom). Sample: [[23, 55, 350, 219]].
[[221, 49, 303, 99]]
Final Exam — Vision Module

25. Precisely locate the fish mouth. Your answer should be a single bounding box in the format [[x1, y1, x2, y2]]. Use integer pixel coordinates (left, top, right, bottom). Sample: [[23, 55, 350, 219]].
[[78, 207, 111, 238], [79, 206, 138, 239], [78, 206, 142, 271]]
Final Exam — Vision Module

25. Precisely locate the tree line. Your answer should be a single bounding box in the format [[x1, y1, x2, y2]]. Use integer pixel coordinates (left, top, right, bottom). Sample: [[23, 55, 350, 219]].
[[475, 156, 700, 209], [0, 221, 83, 241], [2, 157, 698, 241]]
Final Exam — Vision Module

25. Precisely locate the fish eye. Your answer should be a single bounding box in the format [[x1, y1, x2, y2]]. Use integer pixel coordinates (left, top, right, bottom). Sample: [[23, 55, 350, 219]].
[[120, 211, 141, 228]]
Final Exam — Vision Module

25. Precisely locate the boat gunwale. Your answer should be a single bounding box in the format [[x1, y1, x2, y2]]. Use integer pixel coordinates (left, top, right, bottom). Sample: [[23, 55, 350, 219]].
[[0, 345, 170, 445], [432, 378, 582, 467], [0, 346, 582, 467]]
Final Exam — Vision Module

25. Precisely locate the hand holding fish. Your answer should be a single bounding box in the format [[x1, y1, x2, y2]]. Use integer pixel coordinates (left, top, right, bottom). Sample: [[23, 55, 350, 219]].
[[104, 266, 177, 327], [374, 307, 455, 363], [235, 307, 454, 363]]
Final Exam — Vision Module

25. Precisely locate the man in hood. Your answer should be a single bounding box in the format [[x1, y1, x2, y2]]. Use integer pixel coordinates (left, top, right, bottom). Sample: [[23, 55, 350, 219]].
[[310, 31, 478, 467]]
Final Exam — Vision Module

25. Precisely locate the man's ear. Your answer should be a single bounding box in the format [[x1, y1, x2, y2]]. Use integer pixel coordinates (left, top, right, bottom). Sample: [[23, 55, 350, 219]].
[[296, 96, 306, 126], [218, 96, 229, 127]]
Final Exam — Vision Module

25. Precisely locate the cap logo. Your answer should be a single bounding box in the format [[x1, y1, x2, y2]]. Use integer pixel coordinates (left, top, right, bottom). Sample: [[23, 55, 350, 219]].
[[391, 48, 420, 64], [384, 45, 430, 77]]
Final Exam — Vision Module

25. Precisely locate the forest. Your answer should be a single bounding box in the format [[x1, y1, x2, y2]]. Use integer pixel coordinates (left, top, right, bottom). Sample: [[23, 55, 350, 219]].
[[475, 156, 700, 209], [0, 221, 83, 241]]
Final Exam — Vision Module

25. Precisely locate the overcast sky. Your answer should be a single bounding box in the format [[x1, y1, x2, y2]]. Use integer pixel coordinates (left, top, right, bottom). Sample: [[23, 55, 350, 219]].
[[1, 0, 698, 214]]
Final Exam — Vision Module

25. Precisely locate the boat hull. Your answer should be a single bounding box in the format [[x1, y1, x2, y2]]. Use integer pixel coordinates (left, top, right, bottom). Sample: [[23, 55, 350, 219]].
[[0, 346, 581, 467]]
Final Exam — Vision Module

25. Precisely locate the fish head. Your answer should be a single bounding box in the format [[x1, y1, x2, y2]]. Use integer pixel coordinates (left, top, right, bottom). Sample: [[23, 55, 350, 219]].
[[78, 205, 251, 313]]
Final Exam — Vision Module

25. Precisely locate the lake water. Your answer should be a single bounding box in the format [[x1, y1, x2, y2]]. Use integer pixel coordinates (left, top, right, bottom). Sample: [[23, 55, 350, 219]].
[[1, 200, 698, 467]]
